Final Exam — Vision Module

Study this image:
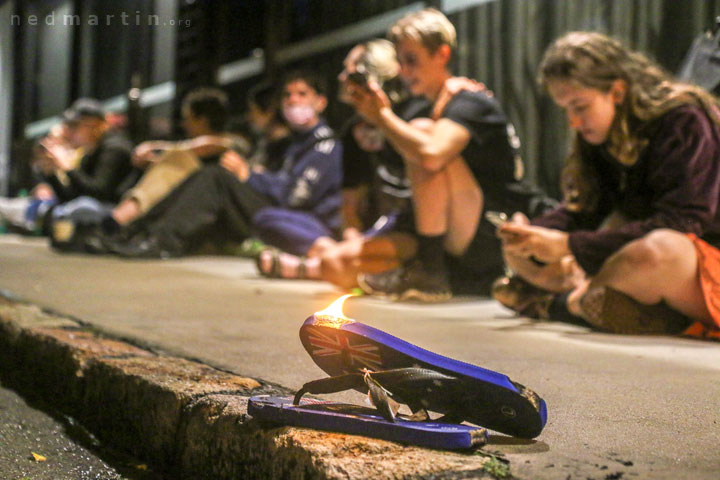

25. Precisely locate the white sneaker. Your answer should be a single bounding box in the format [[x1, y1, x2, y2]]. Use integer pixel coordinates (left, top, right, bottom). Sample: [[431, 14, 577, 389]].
[[0, 197, 33, 229]]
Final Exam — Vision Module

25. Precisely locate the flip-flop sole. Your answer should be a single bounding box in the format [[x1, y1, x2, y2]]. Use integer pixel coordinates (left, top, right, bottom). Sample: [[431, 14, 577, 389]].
[[248, 395, 488, 450], [300, 315, 547, 438]]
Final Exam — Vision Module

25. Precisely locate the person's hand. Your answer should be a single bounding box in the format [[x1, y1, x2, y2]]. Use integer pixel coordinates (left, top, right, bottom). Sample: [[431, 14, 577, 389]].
[[132, 142, 164, 168], [492, 211, 528, 264], [31, 183, 55, 200], [342, 227, 362, 241], [348, 80, 391, 125], [307, 236, 338, 258], [432, 77, 492, 120], [510, 211, 529, 225], [31, 152, 56, 176], [38, 138, 74, 172], [499, 223, 570, 264], [220, 151, 250, 181]]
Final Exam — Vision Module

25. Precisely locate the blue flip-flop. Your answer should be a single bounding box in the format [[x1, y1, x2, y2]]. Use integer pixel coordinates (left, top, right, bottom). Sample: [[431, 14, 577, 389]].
[[248, 395, 488, 450], [299, 314, 547, 439]]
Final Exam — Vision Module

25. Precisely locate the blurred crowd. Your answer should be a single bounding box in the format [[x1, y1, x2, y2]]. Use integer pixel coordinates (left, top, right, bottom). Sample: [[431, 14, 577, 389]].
[[2, 8, 720, 341]]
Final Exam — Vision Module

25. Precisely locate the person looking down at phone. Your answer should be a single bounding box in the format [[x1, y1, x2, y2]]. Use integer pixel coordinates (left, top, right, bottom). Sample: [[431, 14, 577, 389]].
[[0, 99, 135, 235], [348, 8, 553, 301], [495, 32, 720, 339], [42, 98, 134, 204], [0, 120, 82, 233]]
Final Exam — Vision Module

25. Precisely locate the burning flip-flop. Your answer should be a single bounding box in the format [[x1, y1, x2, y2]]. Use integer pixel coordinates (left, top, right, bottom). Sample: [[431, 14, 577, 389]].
[[249, 295, 547, 448], [248, 395, 489, 450]]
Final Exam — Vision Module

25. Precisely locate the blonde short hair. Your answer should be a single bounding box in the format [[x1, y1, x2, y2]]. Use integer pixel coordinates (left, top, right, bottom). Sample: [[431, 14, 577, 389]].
[[388, 8, 456, 53], [357, 39, 399, 85]]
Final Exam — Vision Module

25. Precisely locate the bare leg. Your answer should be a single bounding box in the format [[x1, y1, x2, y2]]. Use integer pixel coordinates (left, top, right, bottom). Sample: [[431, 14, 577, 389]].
[[406, 118, 481, 255], [357, 118, 480, 301], [321, 233, 417, 289], [578, 229, 712, 322]]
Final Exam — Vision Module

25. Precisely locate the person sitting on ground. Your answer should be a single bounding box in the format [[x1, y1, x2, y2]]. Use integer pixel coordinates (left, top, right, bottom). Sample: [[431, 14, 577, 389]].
[[0, 121, 80, 233], [495, 31, 720, 340], [241, 81, 292, 172], [348, 8, 554, 301], [256, 39, 429, 283], [107, 87, 247, 229], [4, 99, 135, 241], [41, 99, 135, 204], [39, 99, 135, 207], [104, 70, 343, 259]]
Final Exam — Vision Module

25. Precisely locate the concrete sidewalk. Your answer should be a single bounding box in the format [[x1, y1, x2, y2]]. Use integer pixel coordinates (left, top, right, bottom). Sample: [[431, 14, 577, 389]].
[[0, 234, 719, 479]]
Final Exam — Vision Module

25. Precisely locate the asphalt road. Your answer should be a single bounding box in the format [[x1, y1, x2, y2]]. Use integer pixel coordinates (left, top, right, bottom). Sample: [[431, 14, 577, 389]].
[[0, 379, 160, 480], [0, 235, 719, 479]]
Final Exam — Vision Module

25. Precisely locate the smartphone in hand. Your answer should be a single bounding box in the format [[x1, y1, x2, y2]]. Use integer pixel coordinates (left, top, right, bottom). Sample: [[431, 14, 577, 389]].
[[486, 210, 520, 242], [485, 211, 507, 229]]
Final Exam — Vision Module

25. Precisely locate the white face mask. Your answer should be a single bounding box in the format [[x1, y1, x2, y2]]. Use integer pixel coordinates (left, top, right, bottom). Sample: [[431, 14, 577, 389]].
[[283, 104, 316, 130]]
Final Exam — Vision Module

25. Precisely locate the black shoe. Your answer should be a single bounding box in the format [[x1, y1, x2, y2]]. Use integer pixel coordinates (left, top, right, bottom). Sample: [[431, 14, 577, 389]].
[[110, 235, 180, 259], [51, 221, 105, 253], [80, 227, 113, 254], [357, 260, 452, 302]]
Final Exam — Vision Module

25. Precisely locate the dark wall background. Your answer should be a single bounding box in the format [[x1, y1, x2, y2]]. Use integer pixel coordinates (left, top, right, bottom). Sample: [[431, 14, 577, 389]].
[[448, 0, 720, 195], [10, 0, 720, 197], [256, 0, 720, 197]]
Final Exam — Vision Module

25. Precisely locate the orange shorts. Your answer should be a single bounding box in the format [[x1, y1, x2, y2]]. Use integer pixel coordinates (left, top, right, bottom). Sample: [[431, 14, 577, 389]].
[[683, 234, 720, 341]]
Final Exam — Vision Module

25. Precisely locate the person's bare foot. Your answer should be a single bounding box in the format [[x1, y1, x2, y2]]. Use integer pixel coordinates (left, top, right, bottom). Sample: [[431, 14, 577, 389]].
[[257, 249, 320, 279]]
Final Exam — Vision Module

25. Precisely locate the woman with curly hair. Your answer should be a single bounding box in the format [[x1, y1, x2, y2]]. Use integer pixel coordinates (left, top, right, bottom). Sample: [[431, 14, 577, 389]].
[[496, 31, 720, 339]]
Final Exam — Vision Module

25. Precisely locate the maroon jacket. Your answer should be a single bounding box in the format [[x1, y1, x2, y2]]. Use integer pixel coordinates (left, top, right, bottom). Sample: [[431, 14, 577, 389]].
[[533, 105, 720, 275]]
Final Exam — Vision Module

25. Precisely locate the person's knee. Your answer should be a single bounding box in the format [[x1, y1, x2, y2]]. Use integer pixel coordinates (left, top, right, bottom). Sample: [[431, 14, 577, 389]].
[[615, 229, 686, 270]]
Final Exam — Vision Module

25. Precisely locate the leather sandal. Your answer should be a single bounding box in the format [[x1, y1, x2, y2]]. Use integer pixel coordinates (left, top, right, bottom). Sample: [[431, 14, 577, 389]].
[[491, 275, 555, 319], [256, 248, 309, 279]]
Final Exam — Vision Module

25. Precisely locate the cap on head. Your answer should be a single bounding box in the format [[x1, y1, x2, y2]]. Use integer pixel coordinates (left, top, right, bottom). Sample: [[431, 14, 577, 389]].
[[62, 98, 106, 124]]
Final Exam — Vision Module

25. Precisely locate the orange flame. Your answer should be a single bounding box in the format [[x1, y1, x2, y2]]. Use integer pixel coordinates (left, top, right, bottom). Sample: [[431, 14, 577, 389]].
[[313, 294, 356, 327]]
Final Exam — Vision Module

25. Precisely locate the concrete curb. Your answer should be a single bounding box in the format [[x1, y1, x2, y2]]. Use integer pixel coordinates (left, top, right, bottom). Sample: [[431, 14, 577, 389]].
[[0, 295, 503, 479]]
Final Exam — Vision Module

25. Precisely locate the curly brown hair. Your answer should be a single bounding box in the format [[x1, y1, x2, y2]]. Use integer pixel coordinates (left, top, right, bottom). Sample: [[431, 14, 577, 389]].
[[539, 32, 720, 212]]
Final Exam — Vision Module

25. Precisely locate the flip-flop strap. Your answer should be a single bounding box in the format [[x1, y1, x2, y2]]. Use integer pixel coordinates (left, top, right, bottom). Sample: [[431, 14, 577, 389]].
[[256, 248, 281, 278], [269, 250, 281, 277], [294, 372, 366, 403], [363, 370, 399, 422], [371, 368, 457, 420], [293, 368, 457, 423], [296, 257, 307, 279], [294, 371, 396, 421]]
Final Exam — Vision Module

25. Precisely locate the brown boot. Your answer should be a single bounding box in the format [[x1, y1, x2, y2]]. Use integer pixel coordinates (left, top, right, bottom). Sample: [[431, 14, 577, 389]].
[[491, 275, 555, 319], [580, 286, 691, 334]]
